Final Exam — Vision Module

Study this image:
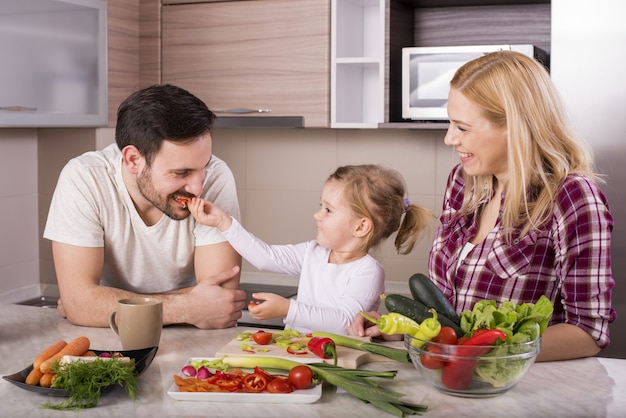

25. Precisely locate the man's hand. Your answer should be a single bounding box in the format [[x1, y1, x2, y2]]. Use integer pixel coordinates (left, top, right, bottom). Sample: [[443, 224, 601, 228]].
[[180, 266, 247, 329]]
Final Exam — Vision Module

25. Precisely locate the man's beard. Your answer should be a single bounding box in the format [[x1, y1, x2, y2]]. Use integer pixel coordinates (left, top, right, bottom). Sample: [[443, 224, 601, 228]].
[[136, 165, 190, 221]]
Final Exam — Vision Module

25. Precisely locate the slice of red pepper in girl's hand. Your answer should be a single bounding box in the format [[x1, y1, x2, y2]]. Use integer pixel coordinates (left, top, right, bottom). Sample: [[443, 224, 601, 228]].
[[307, 336, 338, 365]]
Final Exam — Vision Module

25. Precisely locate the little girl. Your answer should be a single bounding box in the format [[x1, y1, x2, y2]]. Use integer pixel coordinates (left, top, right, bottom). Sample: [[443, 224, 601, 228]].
[[188, 164, 432, 335]]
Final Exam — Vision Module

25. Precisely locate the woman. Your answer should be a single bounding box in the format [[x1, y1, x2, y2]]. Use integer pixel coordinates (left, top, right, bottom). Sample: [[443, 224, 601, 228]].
[[349, 51, 615, 361]]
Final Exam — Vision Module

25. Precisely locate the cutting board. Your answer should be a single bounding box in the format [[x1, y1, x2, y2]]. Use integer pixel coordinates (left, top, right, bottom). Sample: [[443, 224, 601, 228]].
[[214, 329, 400, 369]]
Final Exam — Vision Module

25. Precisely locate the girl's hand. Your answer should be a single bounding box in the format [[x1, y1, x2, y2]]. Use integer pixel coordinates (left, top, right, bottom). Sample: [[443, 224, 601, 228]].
[[248, 292, 289, 320], [188, 197, 232, 231]]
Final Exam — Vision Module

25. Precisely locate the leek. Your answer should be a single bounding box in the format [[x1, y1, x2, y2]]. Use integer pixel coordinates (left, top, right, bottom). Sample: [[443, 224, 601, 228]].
[[311, 331, 411, 363], [222, 356, 427, 417]]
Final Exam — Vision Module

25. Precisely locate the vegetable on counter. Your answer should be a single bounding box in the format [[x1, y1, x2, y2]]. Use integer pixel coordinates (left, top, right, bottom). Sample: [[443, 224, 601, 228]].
[[383, 293, 464, 337], [360, 311, 421, 336], [307, 336, 338, 365], [40, 336, 91, 374], [409, 309, 442, 348], [311, 331, 410, 363], [221, 356, 428, 417], [42, 356, 139, 410], [408, 273, 460, 325]]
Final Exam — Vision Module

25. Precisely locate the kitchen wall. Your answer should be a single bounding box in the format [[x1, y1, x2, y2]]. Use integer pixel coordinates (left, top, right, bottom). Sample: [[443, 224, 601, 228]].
[[0, 126, 456, 301]]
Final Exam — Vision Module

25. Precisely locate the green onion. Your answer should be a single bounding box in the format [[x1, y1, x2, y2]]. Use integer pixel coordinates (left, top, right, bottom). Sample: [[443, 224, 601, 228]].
[[311, 331, 411, 363], [222, 356, 427, 417]]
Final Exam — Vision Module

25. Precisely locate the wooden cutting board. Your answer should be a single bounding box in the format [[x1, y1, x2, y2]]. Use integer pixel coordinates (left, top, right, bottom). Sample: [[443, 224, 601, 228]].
[[214, 329, 400, 369]]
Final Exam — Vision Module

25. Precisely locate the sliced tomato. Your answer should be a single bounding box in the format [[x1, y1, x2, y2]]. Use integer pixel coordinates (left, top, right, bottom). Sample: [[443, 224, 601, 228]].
[[243, 373, 269, 392], [252, 330, 273, 345], [266, 378, 294, 393]]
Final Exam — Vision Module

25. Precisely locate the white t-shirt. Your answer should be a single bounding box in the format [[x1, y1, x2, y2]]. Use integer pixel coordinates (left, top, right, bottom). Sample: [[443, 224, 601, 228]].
[[43, 143, 240, 293], [223, 218, 385, 335]]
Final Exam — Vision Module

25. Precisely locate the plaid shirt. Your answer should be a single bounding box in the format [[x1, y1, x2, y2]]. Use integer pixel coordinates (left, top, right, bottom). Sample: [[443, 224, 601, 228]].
[[429, 164, 616, 348]]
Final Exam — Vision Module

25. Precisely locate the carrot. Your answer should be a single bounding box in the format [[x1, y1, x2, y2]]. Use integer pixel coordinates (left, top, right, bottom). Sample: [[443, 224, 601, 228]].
[[25, 368, 44, 386], [39, 336, 91, 374], [32, 340, 67, 370], [82, 350, 97, 357], [39, 373, 56, 388]]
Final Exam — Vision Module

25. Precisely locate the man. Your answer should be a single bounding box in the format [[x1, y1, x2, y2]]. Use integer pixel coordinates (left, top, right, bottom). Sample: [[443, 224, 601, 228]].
[[44, 84, 246, 329]]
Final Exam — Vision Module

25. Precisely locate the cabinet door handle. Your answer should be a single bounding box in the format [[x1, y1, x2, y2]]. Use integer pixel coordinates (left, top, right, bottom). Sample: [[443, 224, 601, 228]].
[[213, 108, 272, 114], [0, 105, 37, 111]]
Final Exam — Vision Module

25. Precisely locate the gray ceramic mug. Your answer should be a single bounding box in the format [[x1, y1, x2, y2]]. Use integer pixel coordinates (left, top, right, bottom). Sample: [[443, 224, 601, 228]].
[[109, 297, 163, 350]]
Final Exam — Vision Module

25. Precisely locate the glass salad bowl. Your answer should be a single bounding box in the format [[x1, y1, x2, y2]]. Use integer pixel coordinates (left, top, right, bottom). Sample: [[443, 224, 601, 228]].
[[405, 334, 540, 398]]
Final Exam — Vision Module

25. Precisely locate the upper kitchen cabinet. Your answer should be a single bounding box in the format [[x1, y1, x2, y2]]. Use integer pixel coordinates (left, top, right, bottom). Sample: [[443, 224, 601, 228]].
[[161, 0, 330, 128], [0, 0, 107, 127], [331, 0, 385, 128]]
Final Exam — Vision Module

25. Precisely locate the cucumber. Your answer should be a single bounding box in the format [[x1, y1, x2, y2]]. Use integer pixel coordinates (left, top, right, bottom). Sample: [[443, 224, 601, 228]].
[[408, 273, 460, 325], [384, 293, 464, 337]]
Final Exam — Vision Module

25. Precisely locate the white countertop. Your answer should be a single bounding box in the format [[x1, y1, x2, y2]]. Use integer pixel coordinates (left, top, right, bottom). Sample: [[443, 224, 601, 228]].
[[1, 303, 624, 417]]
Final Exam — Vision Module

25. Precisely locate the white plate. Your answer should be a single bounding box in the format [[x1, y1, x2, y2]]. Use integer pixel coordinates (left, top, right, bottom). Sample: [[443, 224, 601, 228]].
[[167, 357, 322, 404]]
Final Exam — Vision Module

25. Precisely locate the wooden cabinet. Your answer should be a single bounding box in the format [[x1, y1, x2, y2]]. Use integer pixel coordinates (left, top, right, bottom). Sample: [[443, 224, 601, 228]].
[[161, 0, 330, 128]]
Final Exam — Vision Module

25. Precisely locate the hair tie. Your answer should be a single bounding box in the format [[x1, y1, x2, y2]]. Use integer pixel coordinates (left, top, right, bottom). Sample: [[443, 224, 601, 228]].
[[403, 198, 411, 213]]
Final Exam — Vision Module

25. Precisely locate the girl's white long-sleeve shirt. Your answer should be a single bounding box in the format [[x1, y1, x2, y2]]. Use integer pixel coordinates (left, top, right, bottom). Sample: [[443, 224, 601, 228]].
[[222, 218, 385, 335]]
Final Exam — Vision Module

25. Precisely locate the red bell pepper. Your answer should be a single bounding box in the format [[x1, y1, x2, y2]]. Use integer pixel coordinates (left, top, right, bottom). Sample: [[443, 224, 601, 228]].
[[441, 329, 507, 390], [307, 336, 337, 365]]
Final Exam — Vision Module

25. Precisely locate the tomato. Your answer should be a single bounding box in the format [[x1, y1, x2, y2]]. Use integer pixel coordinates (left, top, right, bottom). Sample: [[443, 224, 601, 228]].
[[420, 345, 446, 370], [248, 301, 260, 310], [288, 365, 313, 390], [243, 373, 269, 392], [251, 330, 273, 345], [266, 378, 294, 393], [433, 326, 458, 345]]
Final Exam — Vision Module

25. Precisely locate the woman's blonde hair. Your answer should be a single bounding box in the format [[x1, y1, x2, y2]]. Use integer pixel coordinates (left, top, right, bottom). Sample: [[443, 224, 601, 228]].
[[328, 165, 433, 254], [450, 50, 599, 239]]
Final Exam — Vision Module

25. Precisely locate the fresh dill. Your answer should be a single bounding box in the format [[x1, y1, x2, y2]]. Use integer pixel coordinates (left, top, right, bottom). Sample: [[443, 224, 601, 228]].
[[41, 357, 139, 410]]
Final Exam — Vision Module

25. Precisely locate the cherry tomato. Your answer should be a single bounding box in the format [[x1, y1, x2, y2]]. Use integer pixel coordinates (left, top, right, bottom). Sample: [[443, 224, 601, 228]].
[[266, 378, 294, 393], [243, 373, 269, 392], [433, 326, 458, 345], [251, 330, 273, 345], [288, 365, 313, 390], [420, 345, 446, 370]]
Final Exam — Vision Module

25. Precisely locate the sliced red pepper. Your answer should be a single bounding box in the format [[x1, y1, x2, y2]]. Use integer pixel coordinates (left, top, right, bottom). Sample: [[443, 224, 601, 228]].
[[286, 343, 308, 355], [253, 366, 275, 382], [242, 373, 269, 392], [215, 378, 243, 391]]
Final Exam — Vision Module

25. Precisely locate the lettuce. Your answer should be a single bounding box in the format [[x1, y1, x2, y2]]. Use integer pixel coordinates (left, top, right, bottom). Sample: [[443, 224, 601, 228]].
[[459, 296, 554, 388]]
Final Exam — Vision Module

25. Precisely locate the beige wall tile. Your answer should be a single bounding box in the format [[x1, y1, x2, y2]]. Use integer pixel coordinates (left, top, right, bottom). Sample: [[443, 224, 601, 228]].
[[0, 130, 39, 296]]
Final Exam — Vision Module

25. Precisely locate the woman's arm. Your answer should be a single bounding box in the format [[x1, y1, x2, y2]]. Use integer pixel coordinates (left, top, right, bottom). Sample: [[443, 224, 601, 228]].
[[536, 323, 601, 361]]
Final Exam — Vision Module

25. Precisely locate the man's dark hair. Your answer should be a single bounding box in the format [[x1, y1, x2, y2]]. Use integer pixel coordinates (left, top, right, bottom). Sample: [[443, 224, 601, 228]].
[[115, 84, 215, 165]]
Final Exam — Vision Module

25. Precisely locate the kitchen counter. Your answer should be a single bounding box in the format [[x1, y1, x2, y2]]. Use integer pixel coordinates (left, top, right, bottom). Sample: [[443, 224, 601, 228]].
[[1, 303, 624, 418]]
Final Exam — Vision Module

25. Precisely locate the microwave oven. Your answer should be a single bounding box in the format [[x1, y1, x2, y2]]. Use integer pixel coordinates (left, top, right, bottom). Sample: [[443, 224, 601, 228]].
[[402, 44, 548, 121]]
